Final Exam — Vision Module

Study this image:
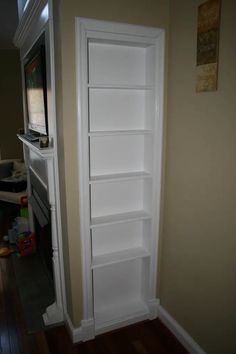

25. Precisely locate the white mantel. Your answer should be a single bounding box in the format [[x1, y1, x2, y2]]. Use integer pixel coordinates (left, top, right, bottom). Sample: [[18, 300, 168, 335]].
[[18, 134, 54, 159], [19, 135, 64, 325], [14, 0, 66, 327]]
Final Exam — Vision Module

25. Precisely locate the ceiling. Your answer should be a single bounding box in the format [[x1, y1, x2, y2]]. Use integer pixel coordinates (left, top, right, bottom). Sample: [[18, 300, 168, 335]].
[[0, 0, 19, 49]]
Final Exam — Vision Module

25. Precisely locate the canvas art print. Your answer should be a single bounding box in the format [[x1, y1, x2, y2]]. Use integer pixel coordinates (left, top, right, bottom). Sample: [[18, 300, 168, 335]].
[[196, 0, 221, 92]]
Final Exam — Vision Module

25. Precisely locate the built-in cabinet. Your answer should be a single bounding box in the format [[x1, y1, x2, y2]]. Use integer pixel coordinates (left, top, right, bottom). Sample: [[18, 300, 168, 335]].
[[76, 18, 165, 335]]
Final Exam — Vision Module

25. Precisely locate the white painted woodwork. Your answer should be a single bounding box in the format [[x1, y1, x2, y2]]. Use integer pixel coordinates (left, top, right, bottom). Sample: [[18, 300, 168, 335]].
[[76, 18, 165, 337], [18, 136, 64, 325], [89, 171, 151, 183], [89, 88, 151, 132], [90, 210, 151, 228], [91, 220, 151, 257], [90, 179, 152, 218], [158, 306, 207, 354], [15, 0, 65, 327], [90, 134, 153, 176], [93, 258, 149, 328]]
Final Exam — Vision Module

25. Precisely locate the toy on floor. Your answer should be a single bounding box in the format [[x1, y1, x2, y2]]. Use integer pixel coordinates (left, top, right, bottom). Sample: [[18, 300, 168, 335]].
[[16, 232, 36, 257]]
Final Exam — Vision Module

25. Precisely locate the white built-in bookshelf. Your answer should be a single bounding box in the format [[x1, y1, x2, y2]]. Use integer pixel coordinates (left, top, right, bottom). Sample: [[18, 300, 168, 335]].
[[76, 18, 165, 336]]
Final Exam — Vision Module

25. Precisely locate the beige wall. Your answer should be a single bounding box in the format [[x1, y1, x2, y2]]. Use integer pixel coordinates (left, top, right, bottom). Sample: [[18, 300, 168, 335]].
[[161, 0, 236, 353], [54, 0, 236, 351], [54, 0, 169, 326], [0, 50, 24, 159]]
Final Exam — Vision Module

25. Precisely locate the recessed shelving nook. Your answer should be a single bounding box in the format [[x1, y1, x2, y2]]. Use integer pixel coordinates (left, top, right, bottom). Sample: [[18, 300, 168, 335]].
[[76, 18, 165, 337]]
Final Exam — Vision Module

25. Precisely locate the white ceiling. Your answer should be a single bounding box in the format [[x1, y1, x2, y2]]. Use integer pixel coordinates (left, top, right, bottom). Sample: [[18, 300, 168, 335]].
[[0, 0, 19, 49]]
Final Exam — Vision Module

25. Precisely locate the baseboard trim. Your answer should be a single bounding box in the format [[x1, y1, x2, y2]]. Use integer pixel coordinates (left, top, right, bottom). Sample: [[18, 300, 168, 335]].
[[65, 302, 205, 353], [64, 312, 82, 343], [158, 305, 206, 354], [43, 302, 64, 326], [64, 312, 95, 343], [95, 311, 149, 336]]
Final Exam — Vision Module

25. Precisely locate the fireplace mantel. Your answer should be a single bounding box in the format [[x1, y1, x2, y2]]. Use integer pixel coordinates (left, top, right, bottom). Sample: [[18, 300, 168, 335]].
[[14, 0, 65, 329], [18, 135, 54, 159], [19, 135, 64, 325]]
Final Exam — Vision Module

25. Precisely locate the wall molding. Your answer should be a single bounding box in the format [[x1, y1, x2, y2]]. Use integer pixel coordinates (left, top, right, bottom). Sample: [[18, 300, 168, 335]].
[[158, 305, 206, 354], [65, 299, 160, 342], [64, 312, 82, 343], [65, 302, 205, 353], [65, 312, 95, 343], [14, 0, 48, 48]]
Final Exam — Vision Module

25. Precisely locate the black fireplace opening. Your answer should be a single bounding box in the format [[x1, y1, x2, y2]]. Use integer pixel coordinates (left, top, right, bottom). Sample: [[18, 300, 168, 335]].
[[10, 168, 55, 333], [29, 169, 53, 281], [34, 214, 53, 279]]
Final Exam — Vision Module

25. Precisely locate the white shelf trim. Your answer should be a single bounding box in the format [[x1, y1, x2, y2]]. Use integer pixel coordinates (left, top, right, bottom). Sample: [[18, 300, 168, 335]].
[[92, 247, 150, 268], [88, 129, 152, 137], [90, 210, 152, 228], [89, 171, 151, 184], [88, 84, 154, 90]]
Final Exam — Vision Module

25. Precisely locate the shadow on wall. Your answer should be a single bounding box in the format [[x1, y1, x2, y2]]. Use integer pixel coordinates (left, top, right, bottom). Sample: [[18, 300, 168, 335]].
[[0, 50, 24, 159]]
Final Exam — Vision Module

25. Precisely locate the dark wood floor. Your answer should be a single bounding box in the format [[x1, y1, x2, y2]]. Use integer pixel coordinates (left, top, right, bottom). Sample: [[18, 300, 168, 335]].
[[0, 256, 189, 354]]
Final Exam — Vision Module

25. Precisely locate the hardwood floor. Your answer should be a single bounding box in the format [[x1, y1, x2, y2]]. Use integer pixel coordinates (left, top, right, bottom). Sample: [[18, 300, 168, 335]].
[[0, 255, 41, 354], [0, 256, 189, 354], [46, 319, 189, 354]]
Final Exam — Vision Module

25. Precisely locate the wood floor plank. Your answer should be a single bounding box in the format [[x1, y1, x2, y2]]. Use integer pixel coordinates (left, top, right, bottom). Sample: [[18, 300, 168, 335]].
[[126, 320, 167, 354], [46, 319, 189, 354], [132, 340, 149, 354], [152, 317, 189, 354], [34, 331, 51, 354], [5, 260, 21, 354], [1, 257, 16, 354], [0, 257, 39, 354], [0, 259, 11, 354], [46, 325, 78, 354]]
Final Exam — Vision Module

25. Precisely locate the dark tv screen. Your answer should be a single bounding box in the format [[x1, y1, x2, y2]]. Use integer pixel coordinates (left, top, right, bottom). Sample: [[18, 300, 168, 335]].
[[24, 45, 48, 135]]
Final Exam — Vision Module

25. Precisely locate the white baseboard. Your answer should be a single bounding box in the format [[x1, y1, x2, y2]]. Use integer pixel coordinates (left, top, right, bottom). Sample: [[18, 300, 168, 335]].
[[64, 300, 159, 341], [95, 298, 160, 335], [64, 312, 95, 343], [65, 302, 205, 353], [81, 318, 95, 341], [64, 312, 82, 343], [95, 311, 149, 336], [43, 302, 64, 326], [158, 305, 206, 354]]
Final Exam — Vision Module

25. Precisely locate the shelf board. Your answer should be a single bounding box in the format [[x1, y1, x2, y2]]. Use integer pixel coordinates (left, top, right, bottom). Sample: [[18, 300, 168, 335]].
[[88, 84, 154, 90], [89, 171, 151, 184], [88, 129, 152, 137], [92, 247, 150, 269], [17, 135, 54, 159], [94, 298, 149, 331], [90, 210, 151, 228]]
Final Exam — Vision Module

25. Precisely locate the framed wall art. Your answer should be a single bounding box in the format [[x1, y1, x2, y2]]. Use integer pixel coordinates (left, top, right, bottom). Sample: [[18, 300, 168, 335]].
[[196, 0, 221, 92]]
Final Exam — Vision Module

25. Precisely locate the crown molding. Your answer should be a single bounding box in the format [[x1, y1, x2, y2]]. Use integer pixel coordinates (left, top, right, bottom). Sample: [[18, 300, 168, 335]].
[[13, 0, 47, 48]]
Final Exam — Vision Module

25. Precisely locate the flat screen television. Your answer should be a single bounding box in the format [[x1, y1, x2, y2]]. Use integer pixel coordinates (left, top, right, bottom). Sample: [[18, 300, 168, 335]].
[[24, 39, 48, 136]]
